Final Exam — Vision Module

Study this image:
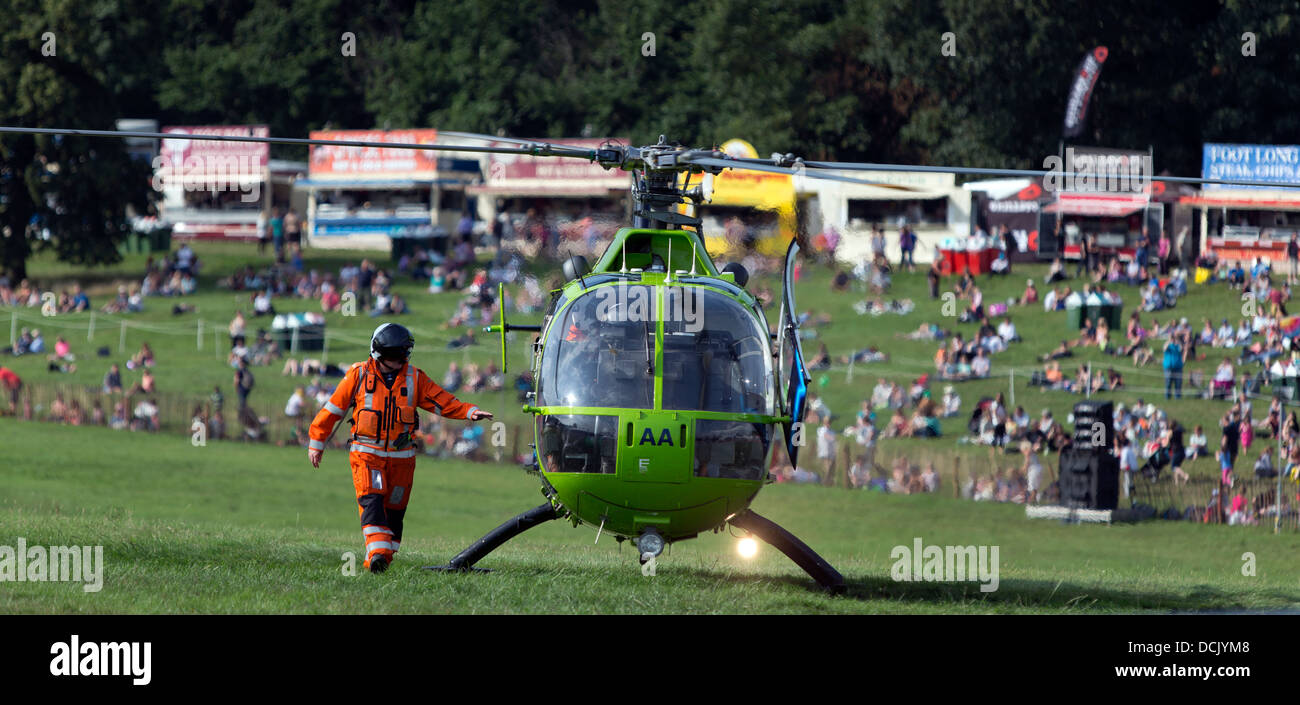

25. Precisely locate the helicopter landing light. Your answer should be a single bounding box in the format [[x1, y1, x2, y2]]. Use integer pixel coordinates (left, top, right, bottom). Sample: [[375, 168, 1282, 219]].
[[737, 537, 759, 560], [636, 528, 666, 558]]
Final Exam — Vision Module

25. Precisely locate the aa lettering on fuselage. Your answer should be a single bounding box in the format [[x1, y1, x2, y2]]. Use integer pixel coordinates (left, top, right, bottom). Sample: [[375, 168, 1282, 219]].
[[638, 428, 674, 446]]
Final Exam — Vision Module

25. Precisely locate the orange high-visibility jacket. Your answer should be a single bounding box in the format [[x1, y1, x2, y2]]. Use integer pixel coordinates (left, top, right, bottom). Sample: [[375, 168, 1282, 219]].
[[308, 359, 478, 459]]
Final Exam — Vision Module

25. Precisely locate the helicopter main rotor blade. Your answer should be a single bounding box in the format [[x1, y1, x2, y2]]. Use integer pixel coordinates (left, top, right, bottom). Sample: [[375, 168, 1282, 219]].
[[739, 156, 1300, 191], [0, 126, 599, 160], [437, 130, 603, 159], [682, 156, 916, 190]]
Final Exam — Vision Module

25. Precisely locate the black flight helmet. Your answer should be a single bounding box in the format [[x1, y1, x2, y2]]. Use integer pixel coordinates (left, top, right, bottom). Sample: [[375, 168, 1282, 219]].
[[371, 322, 414, 362]]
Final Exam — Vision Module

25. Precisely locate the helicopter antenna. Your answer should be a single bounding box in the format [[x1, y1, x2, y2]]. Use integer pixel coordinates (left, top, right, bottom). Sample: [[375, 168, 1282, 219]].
[[666, 236, 673, 283]]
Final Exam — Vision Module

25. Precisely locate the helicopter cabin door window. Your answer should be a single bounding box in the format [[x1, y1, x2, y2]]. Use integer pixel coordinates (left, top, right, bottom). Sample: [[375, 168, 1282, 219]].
[[536, 414, 619, 473], [661, 288, 773, 415], [539, 285, 655, 409]]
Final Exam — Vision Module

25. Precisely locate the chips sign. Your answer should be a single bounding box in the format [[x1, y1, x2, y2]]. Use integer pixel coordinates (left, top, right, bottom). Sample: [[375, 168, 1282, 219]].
[[308, 129, 441, 178], [1202, 143, 1300, 191]]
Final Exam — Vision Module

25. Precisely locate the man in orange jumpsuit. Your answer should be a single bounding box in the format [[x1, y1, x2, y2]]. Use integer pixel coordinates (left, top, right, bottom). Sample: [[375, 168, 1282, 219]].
[[308, 323, 493, 573]]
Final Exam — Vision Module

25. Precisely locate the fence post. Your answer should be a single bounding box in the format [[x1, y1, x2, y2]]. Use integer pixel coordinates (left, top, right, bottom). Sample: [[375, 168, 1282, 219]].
[[846, 356, 854, 384], [1009, 368, 1015, 408], [87, 312, 95, 342], [1086, 361, 1091, 398], [197, 318, 204, 351], [9, 310, 15, 345], [291, 326, 299, 355], [119, 321, 127, 354], [1277, 432, 1284, 535], [952, 456, 961, 498], [322, 331, 329, 367], [841, 440, 852, 489]]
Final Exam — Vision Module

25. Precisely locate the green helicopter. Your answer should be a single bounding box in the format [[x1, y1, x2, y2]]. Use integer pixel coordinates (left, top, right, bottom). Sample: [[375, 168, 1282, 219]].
[[426, 136, 846, 591]]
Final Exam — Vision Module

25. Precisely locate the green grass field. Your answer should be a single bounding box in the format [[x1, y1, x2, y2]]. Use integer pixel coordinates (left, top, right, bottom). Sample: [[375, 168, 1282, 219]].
[[4, 238, 1300, 613], [1, 420, 1297, 614]]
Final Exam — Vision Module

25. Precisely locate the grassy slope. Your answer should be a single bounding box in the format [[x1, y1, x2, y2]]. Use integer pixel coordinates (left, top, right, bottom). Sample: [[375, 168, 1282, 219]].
[[1, 421, 1297, 614], [7, 239, 1283, 483]]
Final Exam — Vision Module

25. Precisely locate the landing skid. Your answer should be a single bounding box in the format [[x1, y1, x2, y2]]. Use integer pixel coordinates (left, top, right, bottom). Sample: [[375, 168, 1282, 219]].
[[728, 509, 845, 594], [424, 502, 561, 573], [424, 503, 845, 595]]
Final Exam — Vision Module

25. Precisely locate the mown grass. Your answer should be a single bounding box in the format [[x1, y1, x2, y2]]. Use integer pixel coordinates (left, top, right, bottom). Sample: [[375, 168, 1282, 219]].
[[1, 421, 1297, 614]]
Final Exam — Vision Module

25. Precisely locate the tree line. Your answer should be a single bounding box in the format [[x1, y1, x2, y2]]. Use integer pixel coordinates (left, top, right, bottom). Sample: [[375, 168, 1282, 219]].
[[4, 0, 1300, 278]]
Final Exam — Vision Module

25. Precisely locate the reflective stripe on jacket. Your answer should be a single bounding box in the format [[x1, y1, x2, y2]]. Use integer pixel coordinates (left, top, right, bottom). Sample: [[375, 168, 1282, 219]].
[[309, 358, 479, 454]]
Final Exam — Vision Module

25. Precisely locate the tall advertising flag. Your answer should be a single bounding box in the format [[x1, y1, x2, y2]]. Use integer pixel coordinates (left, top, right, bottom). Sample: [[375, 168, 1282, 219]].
[[1062, 46, 1108, 139]]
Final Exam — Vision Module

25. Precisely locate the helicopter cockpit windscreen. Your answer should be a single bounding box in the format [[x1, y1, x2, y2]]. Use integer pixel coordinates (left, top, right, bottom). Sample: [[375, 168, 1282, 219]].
[[662, 288, 773, 415], [538, 285, 655, 409]]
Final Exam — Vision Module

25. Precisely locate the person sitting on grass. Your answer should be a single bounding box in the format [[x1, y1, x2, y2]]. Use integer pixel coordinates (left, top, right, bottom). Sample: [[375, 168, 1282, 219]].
[[898, 322, 946, 341], [1020, 279, 1039, 306], [1072, 365, 1092, 394], [1227, 260, 1247, 289], [1041, 360, 1068, 390], [131, 397, 159, 432], [989, 249, 1010, 275], [1141, 280, 1165, 311], [102, 363, 123, 394], [1118, 312, 1147, 356], [970, 349, 991, 378], [941, 386, 961, 417], [1213, 318, 1235, 348], [997, 317, 1020, 344], [1254, 446, 1278, 479], [1212, 357, 1236, 399], [1039, 340, 1073, 363], [129, 342, 155, 369], [1073, 317, 1098, 348], [109, 400, 129, 430], [1045, 258, 1067, 284], [843, 346, 888, 364], [882, 408, 908, 438], [1132, 343, 1154, 367], [1095, 318, 1112, 353], [1106, 368, 1124, 390]]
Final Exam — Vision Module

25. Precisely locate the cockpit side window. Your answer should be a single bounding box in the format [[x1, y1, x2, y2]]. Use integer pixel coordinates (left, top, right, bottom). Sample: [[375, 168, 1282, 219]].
[[538, 285, 655, 409], [661, 288, 773, 414]]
